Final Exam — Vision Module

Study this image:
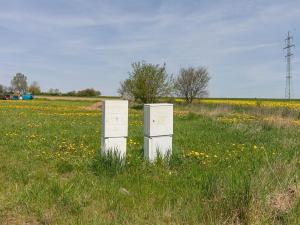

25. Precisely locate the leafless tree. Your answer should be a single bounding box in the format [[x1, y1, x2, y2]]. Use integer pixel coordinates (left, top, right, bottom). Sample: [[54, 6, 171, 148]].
[[28, 81, 41, 95], [174, 67, 210, 103], [11, 73, 28, 94]]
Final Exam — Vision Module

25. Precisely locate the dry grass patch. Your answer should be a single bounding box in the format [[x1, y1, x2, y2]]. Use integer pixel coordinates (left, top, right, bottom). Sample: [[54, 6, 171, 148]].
[[0, 212, 39, 225], [262, 116, 300, 129], [267, 184, 300, 213], [249, 158, 300, 224], [84, 102, 102, 111], [191, 105, 233, 118]]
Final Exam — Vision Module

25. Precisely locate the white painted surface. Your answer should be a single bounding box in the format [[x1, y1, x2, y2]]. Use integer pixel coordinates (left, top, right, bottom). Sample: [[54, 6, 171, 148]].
[[101, 100, 128, 158], [144, 103, 173, 137], [144, 136, 172, 162], [101, 137, 126, 159], [102, 100, 128, 138]]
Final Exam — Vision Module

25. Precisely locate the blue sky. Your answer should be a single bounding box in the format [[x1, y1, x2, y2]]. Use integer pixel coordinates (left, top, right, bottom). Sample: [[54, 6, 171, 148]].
[[0, 0, 299, 98]]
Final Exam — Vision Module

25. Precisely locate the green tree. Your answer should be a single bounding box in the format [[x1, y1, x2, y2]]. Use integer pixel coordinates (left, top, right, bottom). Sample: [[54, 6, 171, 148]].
[[174, 67, 210, 103], [48, 88, 61, 95], [76, 88, 101, 97], [0, 84, 4, 94], [118, 61, 173, 103], [66, 91, 77, 96], [11, 73, 28, 93], [118, 79, 133, 100], [28, 81, 41, 95]]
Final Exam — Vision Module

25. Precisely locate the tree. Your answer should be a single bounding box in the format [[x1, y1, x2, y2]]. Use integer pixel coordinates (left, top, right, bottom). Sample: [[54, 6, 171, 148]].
[[118, 79, 133, 100], [76, 88, 101, 97], [0, 84, 10, 94], [174, 67, 210, 103], [11, 73, 28, 94], [118, 61, 173, 103], [48, 88, 61, 95], [28, 81, 41, 95], [66, 91, 77, 96], [0, 84, 4, 94]]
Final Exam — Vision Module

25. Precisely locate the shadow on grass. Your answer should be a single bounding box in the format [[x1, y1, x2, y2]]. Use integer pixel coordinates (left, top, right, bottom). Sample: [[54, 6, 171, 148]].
[[89, 151, 126, 177], [89, 147, 184, 178], [130, 104, 143, 110], [180, 112, 201, 121]]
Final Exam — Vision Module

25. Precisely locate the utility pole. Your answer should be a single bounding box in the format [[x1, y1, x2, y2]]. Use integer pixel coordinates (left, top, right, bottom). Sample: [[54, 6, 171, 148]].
[[284, 32, 295, 100]]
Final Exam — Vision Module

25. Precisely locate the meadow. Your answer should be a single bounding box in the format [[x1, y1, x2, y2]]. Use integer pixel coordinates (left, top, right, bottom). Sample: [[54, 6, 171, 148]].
[[0, 98, 299, 225]]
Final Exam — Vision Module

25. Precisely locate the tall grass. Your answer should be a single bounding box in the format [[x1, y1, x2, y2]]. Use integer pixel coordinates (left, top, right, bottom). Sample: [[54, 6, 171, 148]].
[[0, 99, 299, 224]]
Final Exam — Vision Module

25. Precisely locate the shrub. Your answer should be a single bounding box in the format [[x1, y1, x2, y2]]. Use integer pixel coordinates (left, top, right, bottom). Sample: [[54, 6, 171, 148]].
[[118, 61, 173, 103]]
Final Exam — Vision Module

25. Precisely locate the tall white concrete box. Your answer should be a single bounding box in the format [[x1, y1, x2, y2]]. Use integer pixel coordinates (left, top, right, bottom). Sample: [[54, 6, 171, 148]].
[[101, 100, 128, 158], [101, 137, 127, 159], [102, 100, 128, 138], [144, 136, 172, 162], [144, 104, 173, 137], [144, 103, 173, 161]]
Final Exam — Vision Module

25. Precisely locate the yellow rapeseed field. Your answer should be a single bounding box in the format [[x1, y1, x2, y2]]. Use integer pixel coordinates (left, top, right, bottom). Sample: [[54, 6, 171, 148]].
[[200, 99, 300, 110]]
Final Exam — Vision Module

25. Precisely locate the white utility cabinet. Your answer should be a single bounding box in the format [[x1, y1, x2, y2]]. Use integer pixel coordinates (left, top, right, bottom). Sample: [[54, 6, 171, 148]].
[[102, 100, 128, 138], [144, 136, 172, 162], [101, 100, 128, 158], [144, 103, 173, 161], [144, 103, 173, 137], [101, 137, 126, 159]]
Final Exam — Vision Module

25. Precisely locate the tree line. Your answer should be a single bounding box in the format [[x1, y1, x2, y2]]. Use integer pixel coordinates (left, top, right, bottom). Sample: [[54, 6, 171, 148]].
[[0, 73, 101, 97], [1, 61, 210, 103]]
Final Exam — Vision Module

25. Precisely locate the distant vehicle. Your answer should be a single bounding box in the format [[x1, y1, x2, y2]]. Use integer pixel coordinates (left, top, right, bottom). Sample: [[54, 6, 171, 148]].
[[12, 95, 20, 100], [11, 93, 33, 100], [22, 93, 33, 100], [0, 94, 10, 100]]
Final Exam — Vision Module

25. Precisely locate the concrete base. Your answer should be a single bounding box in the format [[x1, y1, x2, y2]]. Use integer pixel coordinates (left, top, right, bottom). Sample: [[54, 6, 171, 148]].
[[144, 136, 172, 162], [101, 137, 126, 159]]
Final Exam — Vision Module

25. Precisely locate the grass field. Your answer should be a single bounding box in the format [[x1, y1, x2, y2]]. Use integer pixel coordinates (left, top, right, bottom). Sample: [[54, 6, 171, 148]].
[[0, 99, 299, 225]]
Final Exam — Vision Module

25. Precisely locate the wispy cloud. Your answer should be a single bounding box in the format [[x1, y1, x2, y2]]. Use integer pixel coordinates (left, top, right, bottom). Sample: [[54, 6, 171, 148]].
[[0, 0, 299, 97], [219, 43, 280, 54]]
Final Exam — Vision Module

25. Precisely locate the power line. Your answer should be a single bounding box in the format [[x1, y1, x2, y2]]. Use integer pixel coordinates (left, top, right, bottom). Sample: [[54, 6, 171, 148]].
[[284, 31, 295, 100]]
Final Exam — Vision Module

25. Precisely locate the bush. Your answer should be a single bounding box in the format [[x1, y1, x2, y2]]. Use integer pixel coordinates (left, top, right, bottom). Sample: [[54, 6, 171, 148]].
[[0, 84, 4, 95], [118, 61, 173, 103], [28, 81, 41, 95], [76, 88, 101, 97]]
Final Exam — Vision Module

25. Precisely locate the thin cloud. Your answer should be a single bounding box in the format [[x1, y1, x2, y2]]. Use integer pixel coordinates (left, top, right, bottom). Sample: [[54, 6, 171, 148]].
[[220, 43, 280, 54], [0, 0, 299, 97]]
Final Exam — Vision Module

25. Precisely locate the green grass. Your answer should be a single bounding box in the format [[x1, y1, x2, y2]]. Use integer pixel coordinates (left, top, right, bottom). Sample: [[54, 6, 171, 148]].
[[0, 99, 299, 225]]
